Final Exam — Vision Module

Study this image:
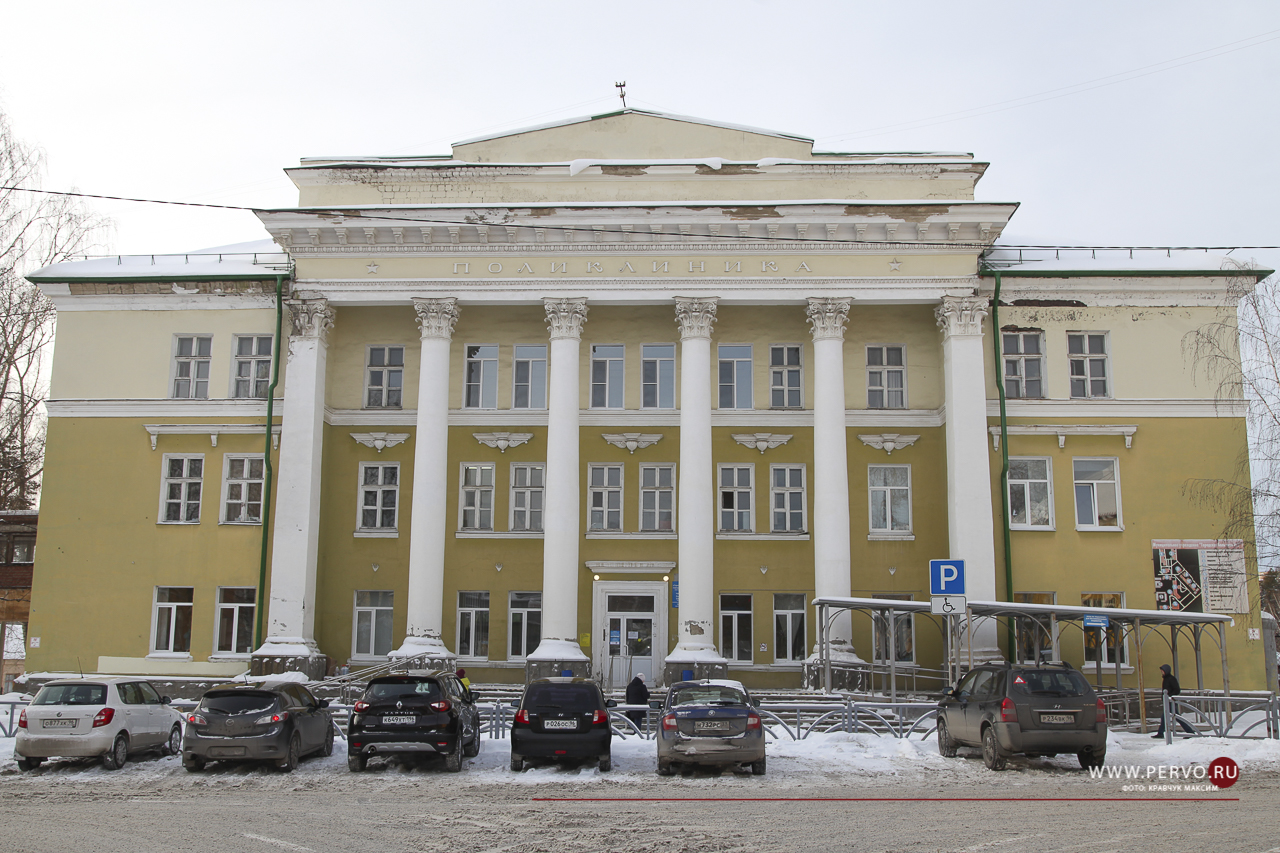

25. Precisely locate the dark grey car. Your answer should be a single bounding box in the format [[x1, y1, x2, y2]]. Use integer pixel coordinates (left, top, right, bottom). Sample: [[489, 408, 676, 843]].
[[182, 681, 334, 772]]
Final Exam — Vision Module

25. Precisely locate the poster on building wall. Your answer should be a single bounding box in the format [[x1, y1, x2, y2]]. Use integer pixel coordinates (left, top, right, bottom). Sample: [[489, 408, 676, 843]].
[[1151, 539, 1248, 614]]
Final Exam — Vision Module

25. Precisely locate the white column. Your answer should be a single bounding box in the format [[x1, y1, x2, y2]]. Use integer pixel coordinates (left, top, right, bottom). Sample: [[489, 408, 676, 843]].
[[936, 295, 1001, 658], [255, 297, 333, 669], [528, 297, 590, 671], [392, 298, 459, 664], [806, 298, 860, 660], [665, 297, 726, 680]]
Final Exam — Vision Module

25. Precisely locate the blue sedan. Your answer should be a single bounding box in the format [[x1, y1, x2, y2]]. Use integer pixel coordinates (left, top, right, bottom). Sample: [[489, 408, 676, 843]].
[[651, 679, 766, 776]]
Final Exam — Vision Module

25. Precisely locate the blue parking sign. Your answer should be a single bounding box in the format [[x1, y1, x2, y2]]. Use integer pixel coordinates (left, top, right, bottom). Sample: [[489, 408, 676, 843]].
[[929, 560, 966, 595]]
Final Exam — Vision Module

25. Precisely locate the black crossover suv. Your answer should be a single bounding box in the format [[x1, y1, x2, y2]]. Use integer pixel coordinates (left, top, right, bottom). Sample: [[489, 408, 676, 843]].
[[509, 677, 615, 771], [182, 681, 334, 772], [346, 672, 481, 772]]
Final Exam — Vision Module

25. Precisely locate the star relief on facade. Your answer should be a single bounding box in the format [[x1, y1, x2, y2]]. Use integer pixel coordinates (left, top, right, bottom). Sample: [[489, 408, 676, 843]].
[[731, 433, 793, 453], [601, 433, 663, 454], [413, 297, 460, 340], [806, 297, 852, 341], [673, 296, 718, 340], [286, 297, 335, 340], [473, 432, 533, 452], [543, 297, 588, 340], [935, 294, 989, 338], [351, 432, 410, 452], [857, 433, 920, 455]]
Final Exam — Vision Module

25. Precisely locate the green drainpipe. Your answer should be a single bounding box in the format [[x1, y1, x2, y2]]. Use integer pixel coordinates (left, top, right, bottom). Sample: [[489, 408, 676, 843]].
[[255, 274, 286, 650], [990, 271, 1016, 657]]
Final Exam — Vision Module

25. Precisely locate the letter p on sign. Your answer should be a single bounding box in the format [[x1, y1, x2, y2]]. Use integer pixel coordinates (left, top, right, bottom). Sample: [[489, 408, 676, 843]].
[[929, 560, 966, 595]]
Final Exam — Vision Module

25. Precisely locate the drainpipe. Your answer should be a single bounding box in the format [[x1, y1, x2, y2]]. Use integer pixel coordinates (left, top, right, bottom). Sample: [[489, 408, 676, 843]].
[[255, 274, 286, 650], [990, 271, 1016, 657]]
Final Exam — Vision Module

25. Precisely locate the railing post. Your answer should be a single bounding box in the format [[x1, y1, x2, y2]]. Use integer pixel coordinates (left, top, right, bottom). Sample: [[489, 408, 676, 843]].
[[1164, 691, 1173, 745]]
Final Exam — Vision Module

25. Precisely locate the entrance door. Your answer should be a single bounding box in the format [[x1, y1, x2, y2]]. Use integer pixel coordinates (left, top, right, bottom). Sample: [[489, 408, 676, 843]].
[[593, 580, 668, 690]]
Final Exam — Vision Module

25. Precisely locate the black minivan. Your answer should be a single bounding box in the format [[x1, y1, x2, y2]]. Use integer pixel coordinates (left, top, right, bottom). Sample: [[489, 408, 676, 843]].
[[183, 681, 334, 772], [510, 678, 615, 771]]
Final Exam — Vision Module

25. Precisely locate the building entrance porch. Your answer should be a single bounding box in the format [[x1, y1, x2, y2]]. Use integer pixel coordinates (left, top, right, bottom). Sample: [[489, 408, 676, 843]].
[[592, 580, 669, 690]]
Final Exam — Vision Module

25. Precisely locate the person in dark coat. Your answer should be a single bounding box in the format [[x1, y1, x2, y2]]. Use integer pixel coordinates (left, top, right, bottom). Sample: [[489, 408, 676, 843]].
[[1153, 663, 1196, 737], [625, 673, 650, 727]]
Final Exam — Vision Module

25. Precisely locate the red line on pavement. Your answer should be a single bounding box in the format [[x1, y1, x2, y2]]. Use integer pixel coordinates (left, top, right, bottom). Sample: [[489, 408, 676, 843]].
[[533, 797, 1239, 803]]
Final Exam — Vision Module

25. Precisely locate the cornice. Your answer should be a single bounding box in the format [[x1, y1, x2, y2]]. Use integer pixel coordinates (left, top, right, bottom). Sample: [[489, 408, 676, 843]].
[[47, 399, 276, 418], [988, 399, 1246, 418], [145, 423, 281, 451], [281, 241, 991, 257]]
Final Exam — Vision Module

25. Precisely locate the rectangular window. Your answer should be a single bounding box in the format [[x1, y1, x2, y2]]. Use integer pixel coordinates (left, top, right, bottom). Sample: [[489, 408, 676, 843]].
[[464, 345, 498, 408], [365, 346, 405, 408], [509, 591, 542, 659], [770, 465, 806, 533], [152, 587, 193, 654], [641, 344, 676, 409], [773, 593, 806, 662], [513, 345, 547, 409], [510, 463, 544, 531], [233, 335, 274, 399], [868, 465, 911, 533], [719, 465, 754, 532], [215, 587, 256, 655], [589, 465, 623, 531], [720, 594, 753, 663], [1082, 592, 1126, 665], [223, 455, 264, 524], [1002, 332, 1044, 398], [1073, 458, 1121, 529], [161, 455, 203, 524], [718, 345, 753, 409], [457, 591, 490, 659], [360, 463, 400, 530], [173, 335, 212, 399], [872, 594, 915, 663], [11, 536, 34, 564], [770, 344, 803, 408], [867, 345, 906, 408], [1068, 332, 1110, 399], [590, 344, 625, 408], [640, 465, 675, 531], [1014, 592, 1056, 663], [353, 590, 394, 658], [1008, 457, 1053, 529], [460, 463, 495, 530]]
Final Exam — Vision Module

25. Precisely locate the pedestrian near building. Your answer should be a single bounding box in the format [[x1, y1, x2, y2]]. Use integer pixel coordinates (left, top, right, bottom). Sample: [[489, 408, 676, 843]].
[[625, 673, 650, 728], [1153, 663, 1196, 737], [456, 668, 471, 691]]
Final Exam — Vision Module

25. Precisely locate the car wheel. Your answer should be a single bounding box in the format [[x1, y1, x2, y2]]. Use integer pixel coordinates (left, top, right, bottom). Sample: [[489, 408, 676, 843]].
[[16, 756, 42, 771], [936, 718, 958, 758], [322, 724, 335, 757], [509, 755, 524, 772], [102, 733, 129, 771], [163, 725, 182, 757], [751, 755, 767, 776], [981, 726, 1007, 771], [444, 736, 463, 773], [347, 753, 367, 772], [277, 733, 301, 772], [183, 753, 205, 772], [598, 754, 612, 772], [463, 727, 481, 758], [657, 760, 675, 776], [1078, 749, 1106, 770]]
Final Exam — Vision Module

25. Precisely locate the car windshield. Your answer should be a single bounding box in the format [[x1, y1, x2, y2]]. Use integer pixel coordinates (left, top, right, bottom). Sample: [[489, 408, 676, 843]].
[[368, 680, 442, 701], [522, 684, 600, 713], [32, 684, 107, 706], [200, 692, 278, 715], [1011, 670, 1091, 697], [671, 686, 747, 706]]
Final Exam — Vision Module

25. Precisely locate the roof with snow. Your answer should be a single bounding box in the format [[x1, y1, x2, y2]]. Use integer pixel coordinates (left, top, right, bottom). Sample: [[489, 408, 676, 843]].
[[28, 240, 290, 282], [982, 246, 1273, 278]]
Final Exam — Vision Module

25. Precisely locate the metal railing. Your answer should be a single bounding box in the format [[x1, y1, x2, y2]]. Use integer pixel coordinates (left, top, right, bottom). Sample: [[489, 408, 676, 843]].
[[1099, 689, 1280, 739]]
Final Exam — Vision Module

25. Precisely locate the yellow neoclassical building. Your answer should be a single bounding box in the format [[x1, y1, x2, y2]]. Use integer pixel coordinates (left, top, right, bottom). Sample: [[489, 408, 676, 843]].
[[24, 110, 1273, 691]]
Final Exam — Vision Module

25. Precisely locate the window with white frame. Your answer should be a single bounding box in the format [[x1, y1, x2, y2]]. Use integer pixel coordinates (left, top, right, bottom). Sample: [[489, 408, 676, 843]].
[[233, 335, 273, 399], [510, 463, 544, 531], [872, 594, 915, 663], [464, 345, 498, 408], [173, 336, 212, 399], [773, 593, 806, 662], [866, 345, 906, 408], [1082, 592, 1126, 665], [720, 593, 753, 663], [353, 590, 394, 658], [1068, 332, 1110, 399], [718, 345, 753, 409], [640, 464, 675, 531], [223, 455, 264, 524], [1002, 332, 1044, 398], [1008, 457, 1053, 529], [359, 463, 400, 530], [770, 344, 803, 408], [590, 344, 625, 408], [161, 455, 204, 523], [509, 591, 541, 659], [719, 465, 754, 532], [215, 587, 256, 655], [513, 345, 547, 409], [868, 465, 911, 533], [642, 344, 676, 409], [152, 587, 193, 654], [589, 465, 623, 531], [457, 591, 490, 658], [1073, 458, 1121, 529], [365, 346, 404, 408], [460, 464, 495, 530], [1015, 592, 1056, 663], [770, 465, 806, 533]]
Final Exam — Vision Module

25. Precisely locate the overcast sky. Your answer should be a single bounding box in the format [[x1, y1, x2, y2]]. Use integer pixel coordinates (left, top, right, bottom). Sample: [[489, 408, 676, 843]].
[[2, 1, 1277, 272]]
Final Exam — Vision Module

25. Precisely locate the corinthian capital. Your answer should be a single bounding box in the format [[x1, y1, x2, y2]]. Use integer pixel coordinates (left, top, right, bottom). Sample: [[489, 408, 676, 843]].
[[544, 297, 588, 340], [935, 295, 989, 339], [806, 297, 852, 341], [413, 297, 459, 340], [673, 296, 718, 340], [286, 297, 335, 341]]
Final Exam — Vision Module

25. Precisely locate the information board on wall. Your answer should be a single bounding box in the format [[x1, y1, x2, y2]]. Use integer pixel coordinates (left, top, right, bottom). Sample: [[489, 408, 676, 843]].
[[1152, 539, 1248, 614]]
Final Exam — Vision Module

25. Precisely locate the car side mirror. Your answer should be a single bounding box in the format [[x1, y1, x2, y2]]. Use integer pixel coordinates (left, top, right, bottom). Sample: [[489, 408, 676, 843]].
[[509, 699, 521, 708], [648, 700, 663, 710], [606, 699, 618, 708], [161, 696, 171, 705], [317, 699, 330, 708], [751, 698, 761, 707], [468, 691, 479, 703]]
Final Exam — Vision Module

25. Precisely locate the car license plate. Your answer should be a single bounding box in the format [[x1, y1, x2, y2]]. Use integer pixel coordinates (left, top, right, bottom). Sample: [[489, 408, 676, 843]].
[[542, 719, 576, 729], [695, 720, 729, 731], [383, 715, 415, 725], [42, 719, 76, 728], [1039, 713, 1075, 724]]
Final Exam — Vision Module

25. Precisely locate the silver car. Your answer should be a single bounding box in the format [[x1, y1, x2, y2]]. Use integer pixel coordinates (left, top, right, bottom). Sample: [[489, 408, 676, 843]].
[[15, 678, 184, 771]]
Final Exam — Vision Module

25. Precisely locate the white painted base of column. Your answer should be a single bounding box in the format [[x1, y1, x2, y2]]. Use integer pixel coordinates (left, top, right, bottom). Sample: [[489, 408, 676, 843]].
[[253, 636, 322, 658], [525, 638, 591, 679], [526, 638, 589, 662], [663, 645, 728, 684], [251, 636, 327, 679], [389, 635, 456, 665]]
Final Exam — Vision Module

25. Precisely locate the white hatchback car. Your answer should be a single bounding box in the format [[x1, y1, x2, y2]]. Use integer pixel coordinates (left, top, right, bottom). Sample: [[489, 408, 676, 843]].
[[15, 678, 185, 771]]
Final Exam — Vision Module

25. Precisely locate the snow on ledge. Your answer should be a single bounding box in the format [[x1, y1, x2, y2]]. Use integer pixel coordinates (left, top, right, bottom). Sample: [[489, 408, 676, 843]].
[[526, 639, 589, 662]]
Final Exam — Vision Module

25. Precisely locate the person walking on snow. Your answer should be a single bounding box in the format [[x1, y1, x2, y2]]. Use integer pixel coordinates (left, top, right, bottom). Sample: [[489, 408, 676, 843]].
[[625, 673, 650, 727], [1153, 663, 1196, 737]]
